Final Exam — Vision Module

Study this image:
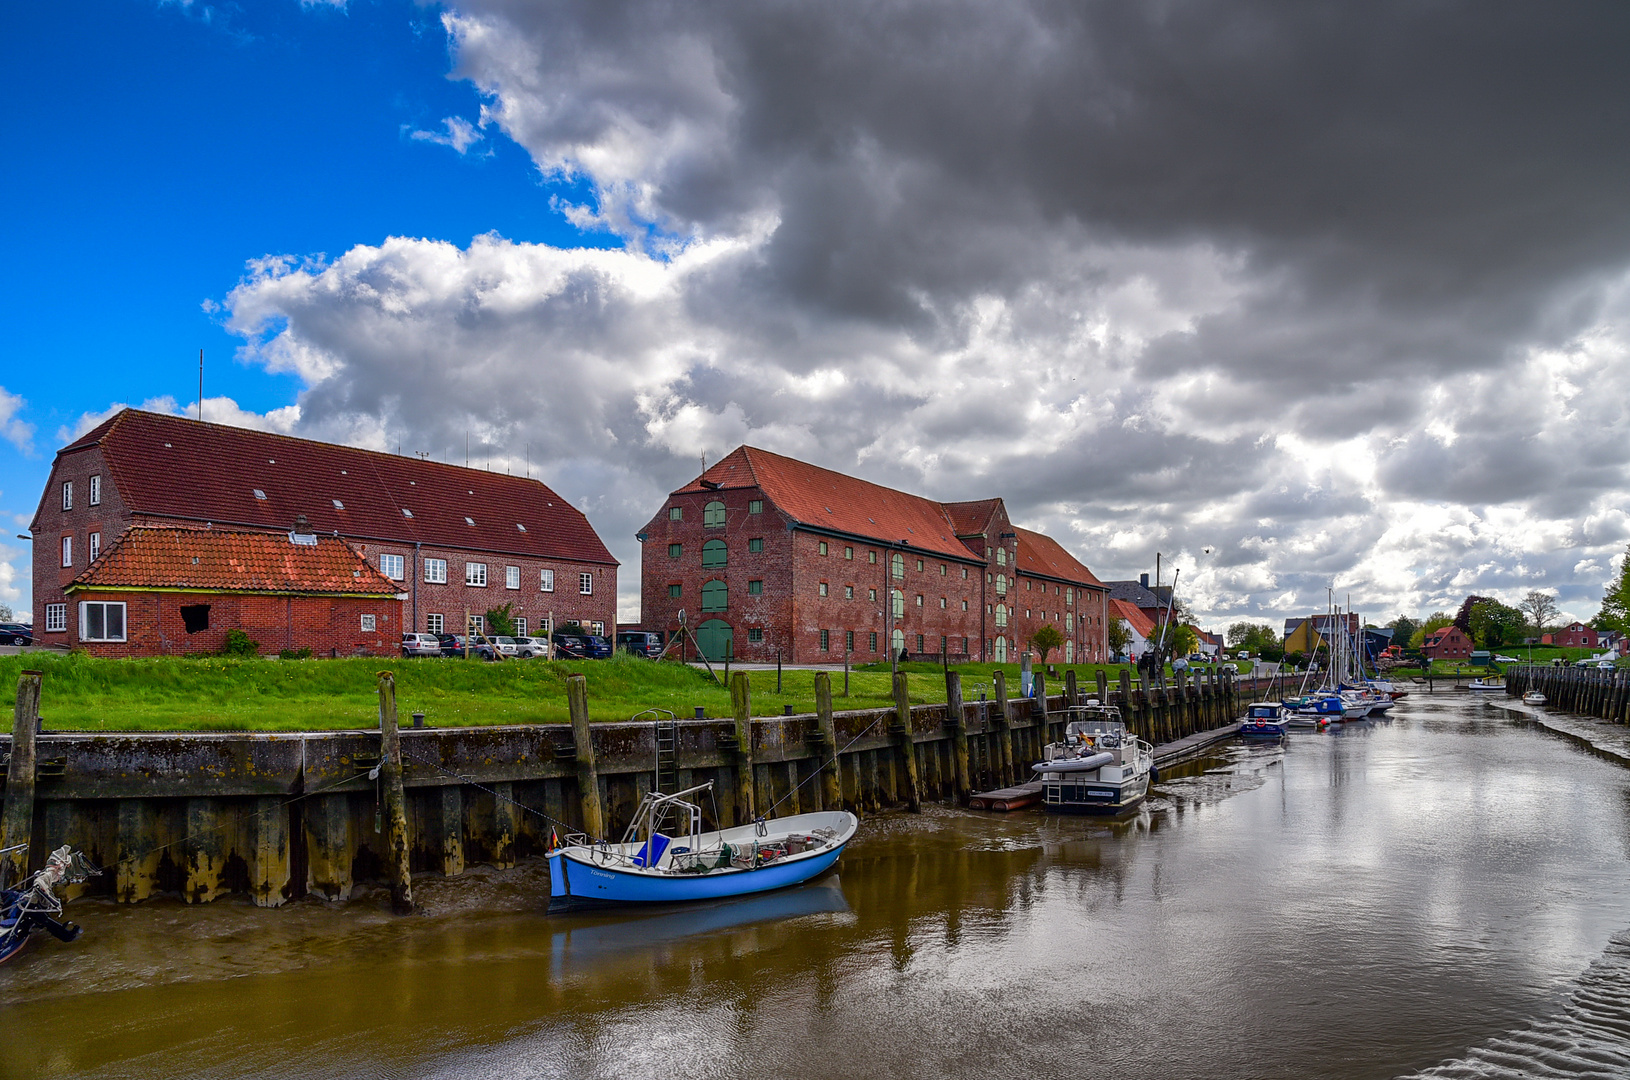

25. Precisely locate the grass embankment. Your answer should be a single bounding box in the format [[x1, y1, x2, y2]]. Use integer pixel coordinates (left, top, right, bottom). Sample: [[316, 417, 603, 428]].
[[1385, 646, 1627, 680], [0, 654, 1211, 733]]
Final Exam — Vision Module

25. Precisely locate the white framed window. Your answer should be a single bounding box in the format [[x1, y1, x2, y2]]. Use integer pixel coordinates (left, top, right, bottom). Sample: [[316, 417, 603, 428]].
[[379, 553, 405, 581], [426, 613, 444, 634], [79, 601, 126, 642], [514, 617, 527, 637], [505, 565, 520, 590], [89, 532, 101, 562], [540, 569, 555, 592], [580, 572, 593, 595], [60, 536, 72, 567], [424, 558, 447, 584], [590, 621, 605, 635], [89, 475, 101, 506], [360, 614, 377, 632], [45, 604, 67, 633], [61, 481, 72, 511], [465, 562, 488, 587], [467, 614, 485, 634]]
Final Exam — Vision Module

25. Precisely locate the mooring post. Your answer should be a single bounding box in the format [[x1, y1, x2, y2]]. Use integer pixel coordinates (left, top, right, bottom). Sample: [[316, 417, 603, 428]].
[[1096, 668, 1110, 703], [567, 674, 605, 840], [730, 671, 756, 823], [375, 672, 414, 914], [1065, 669, 1079, 708], [945, 670, 971, 803], [993, 669, 1015, 783], [892, 672, 923, 812], [814, 671, 844, 811], [1117, 668, 1136, 738], [1175, 667, 1190, 738], [2, 671, 42, 883], [1034, 671, 1049, 752]]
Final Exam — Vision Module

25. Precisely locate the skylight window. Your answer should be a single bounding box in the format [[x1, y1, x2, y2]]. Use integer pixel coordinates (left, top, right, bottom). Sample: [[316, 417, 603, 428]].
[[465, 516, 476, 526], [332, 500, 344, 509], [516, 524, 527, 532], [253, 489, 266, 500], [402, 508, 413, 518]]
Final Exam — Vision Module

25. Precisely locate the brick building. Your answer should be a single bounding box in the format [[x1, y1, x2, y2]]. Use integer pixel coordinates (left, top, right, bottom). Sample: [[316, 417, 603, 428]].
[[1552, 622, 1599, 649], [1422, 625, 1474, 660], [637, 446, 1109, 663], [66, 525, 402, 657], [31, 410, 616, 650]]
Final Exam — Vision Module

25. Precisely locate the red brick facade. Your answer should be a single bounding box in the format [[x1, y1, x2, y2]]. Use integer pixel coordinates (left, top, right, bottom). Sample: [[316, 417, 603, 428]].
[[66, 589, 403, 658], [1554, 622, 1599, 649], [31, 411, 617, 648], [638, 447, 1110, 664], [1422, 625, 1474, 659]]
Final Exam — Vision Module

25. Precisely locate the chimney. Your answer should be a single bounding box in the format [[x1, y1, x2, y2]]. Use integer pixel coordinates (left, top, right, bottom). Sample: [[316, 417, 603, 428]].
[[1139, 573, 1149, 589], [294, 514, 311, 534]]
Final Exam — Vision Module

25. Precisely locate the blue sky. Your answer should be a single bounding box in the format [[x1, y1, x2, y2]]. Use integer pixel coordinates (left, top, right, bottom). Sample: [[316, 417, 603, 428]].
[[1, 0, 606, 615], [6, 2, 1628, 628]]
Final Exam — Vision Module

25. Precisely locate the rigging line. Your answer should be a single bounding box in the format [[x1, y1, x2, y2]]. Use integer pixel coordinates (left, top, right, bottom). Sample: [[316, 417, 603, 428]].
[[396, 746, 597, 843], [761, 711, 887, 819]]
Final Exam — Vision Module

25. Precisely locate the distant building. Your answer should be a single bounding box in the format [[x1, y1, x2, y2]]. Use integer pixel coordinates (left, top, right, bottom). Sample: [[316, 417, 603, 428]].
[[31, 409, 617, 652], [1283, 613, 1362, 657], [1422, 625, 1474, 660], [1554, 622, 1599, 649], [1108, 599, 1155, 660], [1194, 629, 1223, 656], [1104, 575, 1174, 627]]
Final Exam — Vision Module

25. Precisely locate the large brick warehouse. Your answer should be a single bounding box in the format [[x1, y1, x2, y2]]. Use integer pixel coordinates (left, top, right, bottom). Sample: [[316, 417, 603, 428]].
[[638, 446, 1110, 664], [31, 410, 617, 654]]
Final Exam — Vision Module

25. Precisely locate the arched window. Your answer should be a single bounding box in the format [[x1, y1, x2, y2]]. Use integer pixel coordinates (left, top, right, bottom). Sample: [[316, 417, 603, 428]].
[[701, 579, 728, 612], [996, 547, 1007, 566], [703, 500, 726, 528], [891, 628, 905, 653], [890, 552, 904, 580], [995, 574, 1007, 596], [995, 604, 1008, 628], [1065, 640, 1075, 663], [994, 636, 1008, 662], [702, 539, 727, 568], [891, 589, 905, 618]]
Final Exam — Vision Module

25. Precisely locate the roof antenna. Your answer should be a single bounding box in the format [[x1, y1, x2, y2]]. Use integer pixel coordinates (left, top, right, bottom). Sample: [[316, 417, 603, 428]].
[[700, 451, 707, 473], [197, 348, 203, 422]]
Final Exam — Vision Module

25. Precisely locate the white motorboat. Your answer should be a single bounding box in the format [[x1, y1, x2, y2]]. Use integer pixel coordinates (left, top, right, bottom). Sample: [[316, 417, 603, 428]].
[[1522, 690, 1546, 705], [1468, 677, 1506, 692], [1033, 703, 1154, 813]]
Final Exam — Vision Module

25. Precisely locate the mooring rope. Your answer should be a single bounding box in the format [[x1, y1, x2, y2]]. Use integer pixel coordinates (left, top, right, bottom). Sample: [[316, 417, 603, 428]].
[[760, 711, 887, 819]]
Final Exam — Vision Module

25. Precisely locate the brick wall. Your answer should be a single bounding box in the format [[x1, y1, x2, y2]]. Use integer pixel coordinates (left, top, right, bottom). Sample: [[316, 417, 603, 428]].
[[32, 445, 131, 642], [69, 589, 404, 658]]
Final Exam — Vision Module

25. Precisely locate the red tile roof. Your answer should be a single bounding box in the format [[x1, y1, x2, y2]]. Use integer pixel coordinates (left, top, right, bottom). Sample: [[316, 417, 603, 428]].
[[1109, 598, 1155, 639], [1014, 527, 1105, 589], [943, 499, 1001, 537], [57, 410, 616, 565], [678, 446, 977, 561], [69, 526, 401, 595]]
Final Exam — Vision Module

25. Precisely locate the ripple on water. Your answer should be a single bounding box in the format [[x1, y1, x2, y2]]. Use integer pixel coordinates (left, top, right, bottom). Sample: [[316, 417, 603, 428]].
[[1401, 930, 1630, 1079]]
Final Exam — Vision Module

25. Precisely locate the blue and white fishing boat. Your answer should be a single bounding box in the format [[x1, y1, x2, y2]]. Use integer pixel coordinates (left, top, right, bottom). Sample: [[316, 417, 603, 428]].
[[1283, 694, 1341, 726], [0, 844, 95, 966], [547, 783, 858, 912], [1240, 702, 1289, 739]]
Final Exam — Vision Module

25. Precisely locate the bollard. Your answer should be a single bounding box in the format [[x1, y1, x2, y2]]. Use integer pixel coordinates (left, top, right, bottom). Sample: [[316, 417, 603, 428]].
[[1, 671, 42, 883], [376, 672, 414, 915], [892, 672, 923, 812], [730, 671, 756, 824], [945, 671, 971, 803], [412, 712, 425, 729], [567, 675, 605, 840], [814, 671, 844, 812]]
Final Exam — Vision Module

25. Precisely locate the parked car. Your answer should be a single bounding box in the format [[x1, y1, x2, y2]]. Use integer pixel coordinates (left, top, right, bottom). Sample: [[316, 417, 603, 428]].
[[1493, 654, 1519, 663], [553, 631, 612, 660], [490, 635, 520, 658], [512, 635, 550, 658], [437, 634, 494, 659], [401, 632, 442, 658], [0, 622, 33, 646], [617, 630, 664, 658]]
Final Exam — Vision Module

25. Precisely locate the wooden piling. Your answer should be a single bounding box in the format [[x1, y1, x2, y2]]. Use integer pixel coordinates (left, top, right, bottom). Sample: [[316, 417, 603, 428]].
[[730, 671, 757, 822], [892, 672, 923, 812], [1, 671, 41, 882], [1117, 669, 1136, 738], [250, 795, 289, 907], [1064, 669, 1079, 708], [814, 672, 844, 812], [993, 669, 1015, 783], [1034, 672, 1050, 748], [184, 797, 226, 904], [377, 672, 414, 914], [440, 786, 465, 877], [945, 671, 971, 803], [1096, 668, 1110, 703], [567, 674, 605, 839]]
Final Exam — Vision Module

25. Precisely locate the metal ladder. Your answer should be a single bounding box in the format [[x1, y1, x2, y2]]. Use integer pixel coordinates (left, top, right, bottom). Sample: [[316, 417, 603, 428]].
[[635, 709, 680, 794]]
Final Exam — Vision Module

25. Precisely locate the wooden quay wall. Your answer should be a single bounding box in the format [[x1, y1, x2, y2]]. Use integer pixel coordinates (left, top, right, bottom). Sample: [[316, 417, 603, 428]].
[[0, 667, 1245, 908], [1505, 664, 1630, 722]]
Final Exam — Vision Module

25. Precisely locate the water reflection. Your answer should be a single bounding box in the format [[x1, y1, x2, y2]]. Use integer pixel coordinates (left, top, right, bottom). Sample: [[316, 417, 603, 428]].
[[6, 698, 1630, 1080]]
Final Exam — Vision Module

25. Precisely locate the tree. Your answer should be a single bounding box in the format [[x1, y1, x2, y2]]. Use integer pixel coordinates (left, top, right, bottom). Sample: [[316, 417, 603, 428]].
[[1519, 591, 1560, 637], [1106, 617, 1131, 659], [1227, 621, 1278, 654], [1387, 615, 1419, 651], [1029, 624, 1064, 663], [1468, 599, 1525, 648], [1169, 623, 1199, 658], [1409, 612, 1453, 649], [1595, 545, 1630, 636], [0, 603, 11, 621]]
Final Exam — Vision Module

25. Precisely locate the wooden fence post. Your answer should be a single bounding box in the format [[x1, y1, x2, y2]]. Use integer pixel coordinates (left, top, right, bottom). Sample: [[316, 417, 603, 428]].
[[377, 672, 414, 915]]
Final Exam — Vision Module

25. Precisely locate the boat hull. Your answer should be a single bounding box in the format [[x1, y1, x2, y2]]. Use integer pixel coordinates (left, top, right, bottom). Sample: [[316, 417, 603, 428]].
[[1041, 773, 1150, 814]]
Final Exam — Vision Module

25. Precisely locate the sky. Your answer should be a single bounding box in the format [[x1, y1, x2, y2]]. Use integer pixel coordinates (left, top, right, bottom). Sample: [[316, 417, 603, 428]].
[[5, 1, 1630, 630]]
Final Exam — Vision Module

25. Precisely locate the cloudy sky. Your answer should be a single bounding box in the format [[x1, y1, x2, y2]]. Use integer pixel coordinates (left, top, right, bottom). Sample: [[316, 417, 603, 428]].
[[5, 0, 1630, 628]]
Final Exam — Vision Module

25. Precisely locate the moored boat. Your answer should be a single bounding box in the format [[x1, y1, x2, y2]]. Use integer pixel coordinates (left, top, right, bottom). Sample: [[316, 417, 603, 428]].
[[1468, 676, 1506, 692], [1033, 703, 1154, 813], [0, 844, 96, 966], [547, 783, 857, 912], [1522, 690, 1546, 705], [1240, 702, 1289, 739]]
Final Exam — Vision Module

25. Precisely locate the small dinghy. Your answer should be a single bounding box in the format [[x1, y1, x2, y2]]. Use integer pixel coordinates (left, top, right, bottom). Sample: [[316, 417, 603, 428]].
[[547, 783, 857, 912], [1522, 690, 1546, 706], [1240, 702, 1289, 739], [1, 844, 97, 965]]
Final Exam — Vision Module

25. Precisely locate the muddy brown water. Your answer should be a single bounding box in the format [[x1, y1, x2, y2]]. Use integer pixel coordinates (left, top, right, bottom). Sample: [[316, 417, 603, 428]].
[[7, 695, 1630, 1079]]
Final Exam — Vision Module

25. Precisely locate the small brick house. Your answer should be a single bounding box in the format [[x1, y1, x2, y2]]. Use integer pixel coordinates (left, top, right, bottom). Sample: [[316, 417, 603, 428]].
[[1553, 622, 1599, 649], [1422, 625, 1474, 660], [31, 409, 617, 649], [66, 525, 403, 657], [637, 446, 1109, 664]]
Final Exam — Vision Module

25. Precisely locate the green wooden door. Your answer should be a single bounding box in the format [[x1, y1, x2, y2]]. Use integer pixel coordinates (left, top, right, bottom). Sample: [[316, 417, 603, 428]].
[[696, 619, 734, 662]]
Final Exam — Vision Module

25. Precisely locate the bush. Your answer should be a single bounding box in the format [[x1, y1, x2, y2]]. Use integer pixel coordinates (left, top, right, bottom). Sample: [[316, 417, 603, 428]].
[[278, 647, 312, 660], [221, 630, 260, 657]]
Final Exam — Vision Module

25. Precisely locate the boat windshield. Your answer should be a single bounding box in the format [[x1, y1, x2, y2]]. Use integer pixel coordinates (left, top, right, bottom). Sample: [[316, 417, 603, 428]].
[[1064, 719, 1125, 747]]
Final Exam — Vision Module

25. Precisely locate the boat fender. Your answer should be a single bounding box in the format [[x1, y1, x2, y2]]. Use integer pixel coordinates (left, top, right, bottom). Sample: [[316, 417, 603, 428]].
[[1150, 766, 1159, 784]]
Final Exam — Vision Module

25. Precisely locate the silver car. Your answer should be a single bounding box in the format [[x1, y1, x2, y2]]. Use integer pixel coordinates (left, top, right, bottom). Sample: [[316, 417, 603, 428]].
[[401, 633, 442, 658], [512, 636, 550, 658]]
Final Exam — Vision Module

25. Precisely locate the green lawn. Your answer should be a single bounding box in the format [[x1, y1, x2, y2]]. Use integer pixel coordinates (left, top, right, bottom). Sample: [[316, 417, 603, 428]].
[[0, 653, 1193, 733]]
